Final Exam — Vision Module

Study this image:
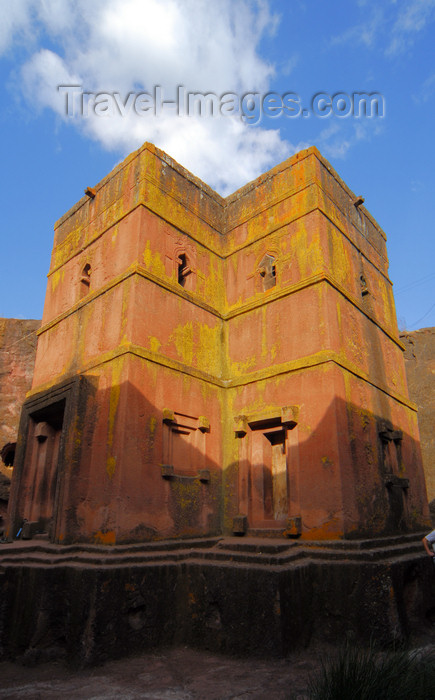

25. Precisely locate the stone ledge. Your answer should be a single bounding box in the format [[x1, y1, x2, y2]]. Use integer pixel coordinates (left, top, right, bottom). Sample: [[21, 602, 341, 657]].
[[0, 532, 427, 570]]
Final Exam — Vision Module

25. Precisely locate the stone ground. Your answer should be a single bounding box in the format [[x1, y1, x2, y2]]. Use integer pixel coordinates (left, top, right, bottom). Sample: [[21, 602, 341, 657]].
[[0, 646, 324, 699]]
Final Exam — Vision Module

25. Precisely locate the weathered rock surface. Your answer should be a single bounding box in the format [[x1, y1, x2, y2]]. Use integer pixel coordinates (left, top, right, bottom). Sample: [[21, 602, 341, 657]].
[[1, 535, 435, 668], [0, 646, 322, 699], [0, 318, 39, 474], [401, 327, 435, 503], [0, 470, 10, 501]]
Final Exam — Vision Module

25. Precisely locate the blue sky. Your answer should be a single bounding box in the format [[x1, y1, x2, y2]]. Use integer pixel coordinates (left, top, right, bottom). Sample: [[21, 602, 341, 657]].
[[0, 0, 434, 330]]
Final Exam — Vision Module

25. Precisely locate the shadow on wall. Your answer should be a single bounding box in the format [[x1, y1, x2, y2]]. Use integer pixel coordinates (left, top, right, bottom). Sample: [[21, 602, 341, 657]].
[[231, 397, 428, 541], [6, 368, 429, 545], [7, 373, 222, 544], [1, 372, 434, 666], [0, 470, 11, 533]]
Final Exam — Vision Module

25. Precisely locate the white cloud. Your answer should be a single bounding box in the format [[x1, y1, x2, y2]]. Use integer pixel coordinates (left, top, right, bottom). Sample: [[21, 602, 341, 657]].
[[331, 0, 435, 56], [316, 119, 383, 160], [386, 0, 435, 55], [78, 106, 291, 195], [1, 0, 296, 194], [0, 0, 35, 54], [330, 7, 385, 49], [21, 49, 80, 113], [413, 72, 435, 104]]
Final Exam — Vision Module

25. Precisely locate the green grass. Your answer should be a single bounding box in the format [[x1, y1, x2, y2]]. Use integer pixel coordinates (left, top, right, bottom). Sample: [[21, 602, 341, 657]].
[[307, 644, 435, 700]]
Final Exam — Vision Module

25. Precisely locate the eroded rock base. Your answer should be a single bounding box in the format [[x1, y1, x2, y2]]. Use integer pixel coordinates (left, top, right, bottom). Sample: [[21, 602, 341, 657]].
[[1, 534, 435, 666]]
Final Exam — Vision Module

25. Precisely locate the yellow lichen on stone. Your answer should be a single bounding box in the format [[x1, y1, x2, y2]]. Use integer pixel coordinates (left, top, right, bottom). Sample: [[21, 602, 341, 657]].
[[52, 227, 82, 270], [197, 322, 222, 376], [142, 240, 166, 277], [270, 342, 278, 362], [93, 530, 116, 545], [149, 336, 161, 354], [261, 306, 267, 359], [321, 456, 334, 468], [328, 228, 350, 287], [119, 286, 129, 340], [171, 321, 194, 366], [106, 357, 124, 478], [50, 268, 64, 294], [106, 456, 116, 479], [230, 355, 256, 377], [203, 258, 224, 312]]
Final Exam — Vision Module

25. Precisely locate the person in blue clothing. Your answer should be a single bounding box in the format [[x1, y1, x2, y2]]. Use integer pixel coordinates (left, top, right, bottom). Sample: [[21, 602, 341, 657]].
[[422, 529, 435, 561]]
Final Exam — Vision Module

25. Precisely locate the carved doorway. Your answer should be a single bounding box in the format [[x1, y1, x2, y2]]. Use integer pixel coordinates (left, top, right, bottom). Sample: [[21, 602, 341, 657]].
[[235, 410, 299, 532], [22, 400, 65, 536]]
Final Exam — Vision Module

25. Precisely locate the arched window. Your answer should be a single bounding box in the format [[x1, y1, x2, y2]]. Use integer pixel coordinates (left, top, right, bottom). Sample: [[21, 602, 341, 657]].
[[259, 254, 276, 291], [177, 254, 192, 288], [80, 263, 91, 297], [1, 442, 16, 467]]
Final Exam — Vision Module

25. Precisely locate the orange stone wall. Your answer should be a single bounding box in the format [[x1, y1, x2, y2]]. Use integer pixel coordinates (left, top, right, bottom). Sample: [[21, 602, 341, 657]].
[[401, 328, 435, 504], [0, 319, 39, 452], [7, 144, 429, 544]]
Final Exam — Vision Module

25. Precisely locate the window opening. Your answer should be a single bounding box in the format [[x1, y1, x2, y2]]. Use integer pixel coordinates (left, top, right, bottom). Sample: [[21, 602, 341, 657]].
[[162, 410, 210, 479], [360, 273, 369, 297], [1, 442, 16, 467], [80, 263, 91, 297], [259, 254, 276, 291], [177, 254, 192, 287]]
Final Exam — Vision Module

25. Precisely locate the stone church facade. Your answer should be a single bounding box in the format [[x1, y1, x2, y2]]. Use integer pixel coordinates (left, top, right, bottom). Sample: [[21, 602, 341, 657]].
[[7, 143, 429, 545]]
